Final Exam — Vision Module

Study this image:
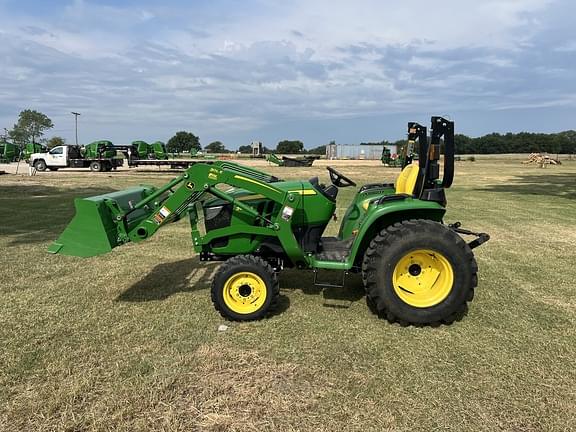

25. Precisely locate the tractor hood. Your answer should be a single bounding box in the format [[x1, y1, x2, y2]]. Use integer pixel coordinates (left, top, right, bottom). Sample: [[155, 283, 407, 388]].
[[202, 180, 313, 207]]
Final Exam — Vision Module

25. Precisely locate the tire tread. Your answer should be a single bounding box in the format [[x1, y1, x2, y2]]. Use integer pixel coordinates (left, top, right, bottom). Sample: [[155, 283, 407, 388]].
[[362, 219, 478, 326], [211, 255, 279, 321]]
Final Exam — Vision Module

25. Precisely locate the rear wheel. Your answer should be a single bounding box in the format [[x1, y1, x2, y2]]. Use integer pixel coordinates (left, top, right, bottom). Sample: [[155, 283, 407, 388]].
[[362, 220, 478, 326], [90, 161, 102, 172], [211, 255, 279, 321], [34, 160, 47, 171]]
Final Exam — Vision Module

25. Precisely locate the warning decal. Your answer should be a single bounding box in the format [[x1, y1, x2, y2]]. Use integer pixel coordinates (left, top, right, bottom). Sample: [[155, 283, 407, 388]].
[[153, 206, 172, 225]]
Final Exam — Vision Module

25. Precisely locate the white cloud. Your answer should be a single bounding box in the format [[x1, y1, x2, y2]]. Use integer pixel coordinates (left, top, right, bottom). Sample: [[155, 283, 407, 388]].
[[0, 0, 573, 145]]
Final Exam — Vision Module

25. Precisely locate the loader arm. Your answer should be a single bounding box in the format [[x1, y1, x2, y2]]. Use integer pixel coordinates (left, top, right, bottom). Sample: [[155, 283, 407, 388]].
[[49, 161, 307, 264]]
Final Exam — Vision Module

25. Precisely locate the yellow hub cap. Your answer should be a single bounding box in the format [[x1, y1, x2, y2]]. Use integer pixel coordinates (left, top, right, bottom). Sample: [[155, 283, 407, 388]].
[[222, 272, 267, 314], [392, 249, 454, 308]]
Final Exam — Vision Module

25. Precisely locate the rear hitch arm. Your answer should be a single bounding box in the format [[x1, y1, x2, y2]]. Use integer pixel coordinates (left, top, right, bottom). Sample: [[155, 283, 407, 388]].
[[448, 222, 490, 249]]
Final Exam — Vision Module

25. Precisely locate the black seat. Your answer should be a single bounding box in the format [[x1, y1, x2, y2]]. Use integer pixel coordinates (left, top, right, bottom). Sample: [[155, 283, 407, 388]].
[[309, 176, 338, 201]]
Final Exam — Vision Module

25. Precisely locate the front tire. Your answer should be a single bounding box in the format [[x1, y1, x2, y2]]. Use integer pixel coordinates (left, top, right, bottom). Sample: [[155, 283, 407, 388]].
[[211, 255, 279, 321], [34, 160, 47, 171], [362, 220, 478, 326]]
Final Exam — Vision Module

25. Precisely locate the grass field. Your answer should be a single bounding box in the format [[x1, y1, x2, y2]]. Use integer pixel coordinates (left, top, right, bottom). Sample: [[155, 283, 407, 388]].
[[1, 158, 575, 431]]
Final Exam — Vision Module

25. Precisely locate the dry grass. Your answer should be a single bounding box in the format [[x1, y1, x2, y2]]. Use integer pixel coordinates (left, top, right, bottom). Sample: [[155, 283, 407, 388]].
[[1, 156, 575, 431]]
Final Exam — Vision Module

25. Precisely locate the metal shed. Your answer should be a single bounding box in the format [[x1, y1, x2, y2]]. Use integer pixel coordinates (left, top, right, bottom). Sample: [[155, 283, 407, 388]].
[[325, 144, 398, 160]]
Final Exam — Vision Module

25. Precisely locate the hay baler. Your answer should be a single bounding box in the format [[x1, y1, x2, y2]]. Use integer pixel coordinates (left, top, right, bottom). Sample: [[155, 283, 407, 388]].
[[50, 117, 489, 325], [0, 140, 18, 163]]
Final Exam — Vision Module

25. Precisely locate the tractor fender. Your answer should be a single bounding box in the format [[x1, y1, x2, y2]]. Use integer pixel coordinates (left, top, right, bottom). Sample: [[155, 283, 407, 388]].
[[347, 199, 446, 267]]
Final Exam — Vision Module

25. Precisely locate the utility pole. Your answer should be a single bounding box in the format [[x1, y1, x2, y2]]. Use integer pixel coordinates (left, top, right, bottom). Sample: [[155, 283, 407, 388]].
[[71, 112, 81, 145]]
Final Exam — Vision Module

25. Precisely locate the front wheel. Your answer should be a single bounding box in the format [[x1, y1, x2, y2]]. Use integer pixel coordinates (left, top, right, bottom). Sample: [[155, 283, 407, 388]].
[[362, 220, 478, 326], [211, 255, 279, 321], [34, 160, 47, 171]]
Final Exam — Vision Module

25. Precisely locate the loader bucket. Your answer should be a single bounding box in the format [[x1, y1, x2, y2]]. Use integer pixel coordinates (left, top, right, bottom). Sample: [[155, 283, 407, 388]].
[[48, 186, 157, 257]]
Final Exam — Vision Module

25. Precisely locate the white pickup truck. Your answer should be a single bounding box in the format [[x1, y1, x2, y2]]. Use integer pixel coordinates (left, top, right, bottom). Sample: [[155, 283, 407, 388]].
[[29, 145, 123, 172]]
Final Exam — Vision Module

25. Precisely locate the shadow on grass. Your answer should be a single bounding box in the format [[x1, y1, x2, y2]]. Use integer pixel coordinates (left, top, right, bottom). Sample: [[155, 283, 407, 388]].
[[479, 173, 576, 199], [117, 257, 211, 302], [117, 257, 291, 316], [281, 268, 365, 307], [1, 184, 116, 246]]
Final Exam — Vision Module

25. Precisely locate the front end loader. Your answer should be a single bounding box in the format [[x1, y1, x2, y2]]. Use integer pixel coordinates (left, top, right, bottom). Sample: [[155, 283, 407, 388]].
[[49, 117, 489, 326]]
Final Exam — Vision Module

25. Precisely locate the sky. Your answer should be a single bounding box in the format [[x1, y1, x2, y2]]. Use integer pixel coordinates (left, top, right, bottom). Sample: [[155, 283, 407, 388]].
[[0, 0, 575, 149]]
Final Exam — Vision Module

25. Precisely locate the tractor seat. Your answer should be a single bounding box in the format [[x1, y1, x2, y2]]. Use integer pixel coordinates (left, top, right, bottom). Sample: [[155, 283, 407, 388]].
[[395, 162, 420, 195], [309, 176, 338, 201]]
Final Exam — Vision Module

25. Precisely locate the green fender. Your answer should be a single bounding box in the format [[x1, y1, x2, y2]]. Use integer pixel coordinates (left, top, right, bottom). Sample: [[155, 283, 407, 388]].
[[348, 198, 446, 265], [310, 198, 446, 270]]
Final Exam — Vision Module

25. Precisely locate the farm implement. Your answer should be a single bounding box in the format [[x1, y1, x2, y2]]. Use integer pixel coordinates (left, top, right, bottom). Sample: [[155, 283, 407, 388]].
[[50, 117, 489, 326], [266, 153, 319, 167]]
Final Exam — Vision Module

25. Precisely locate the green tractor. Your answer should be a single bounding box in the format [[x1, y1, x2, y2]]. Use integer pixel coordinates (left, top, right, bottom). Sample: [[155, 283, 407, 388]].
[[49, 117, 489, 326], [382, 139, 419, 168]]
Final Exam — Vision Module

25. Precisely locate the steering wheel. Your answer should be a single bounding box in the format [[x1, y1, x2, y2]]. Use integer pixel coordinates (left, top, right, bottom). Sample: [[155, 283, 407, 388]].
[[327, 166, 357, 187]]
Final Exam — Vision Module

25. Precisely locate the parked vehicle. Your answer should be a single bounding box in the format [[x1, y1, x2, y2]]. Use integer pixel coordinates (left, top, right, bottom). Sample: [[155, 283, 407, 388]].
[[30, 143, 123, 172]]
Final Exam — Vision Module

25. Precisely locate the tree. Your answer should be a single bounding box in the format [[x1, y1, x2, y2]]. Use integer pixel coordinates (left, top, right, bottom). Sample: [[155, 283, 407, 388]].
[[307, 145, 326, 155], [8, 127, 28, 146], [276, 140, 304, 154], [454, 134, 473, 154], [10, 109, 53, 144], [47, 136, 66, 149], [205, 141, 227, 153], [167, 131, 200, 153], [238, 145, 252, 154]]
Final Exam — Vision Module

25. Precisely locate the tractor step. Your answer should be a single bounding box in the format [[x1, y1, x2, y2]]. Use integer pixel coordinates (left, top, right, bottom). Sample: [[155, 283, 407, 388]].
[[314, 237, 354, 262], [313, 268, 348, 288]]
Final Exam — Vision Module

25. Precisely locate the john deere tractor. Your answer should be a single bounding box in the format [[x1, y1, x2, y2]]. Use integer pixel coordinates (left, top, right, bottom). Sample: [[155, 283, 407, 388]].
[[50, 117, 489, 326]]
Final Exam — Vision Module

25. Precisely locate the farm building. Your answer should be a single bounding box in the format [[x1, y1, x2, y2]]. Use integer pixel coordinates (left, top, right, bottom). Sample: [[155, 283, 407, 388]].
[[325, 143, 397, 160]]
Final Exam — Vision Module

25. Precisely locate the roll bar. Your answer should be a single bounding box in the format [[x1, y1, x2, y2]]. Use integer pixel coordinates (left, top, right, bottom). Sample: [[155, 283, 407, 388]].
[[407, 116, 455, 202]]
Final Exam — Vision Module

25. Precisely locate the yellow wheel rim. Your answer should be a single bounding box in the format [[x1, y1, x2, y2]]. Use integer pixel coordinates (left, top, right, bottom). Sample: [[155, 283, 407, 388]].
[[392, 249, 454, 308], [222, 272, 267, 314]]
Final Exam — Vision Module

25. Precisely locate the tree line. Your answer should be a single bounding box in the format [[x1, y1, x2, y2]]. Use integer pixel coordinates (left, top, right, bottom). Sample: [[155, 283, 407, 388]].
[[4, 109, 575, 155], [167, 134, 327, 154], [355, 133, 576, 155], [453, 131, 576, 154]]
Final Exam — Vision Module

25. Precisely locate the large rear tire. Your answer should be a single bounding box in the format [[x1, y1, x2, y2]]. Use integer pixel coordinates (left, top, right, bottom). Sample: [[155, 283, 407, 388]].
[[362, 220, 478, 326], [211, 255, 279, 321]]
